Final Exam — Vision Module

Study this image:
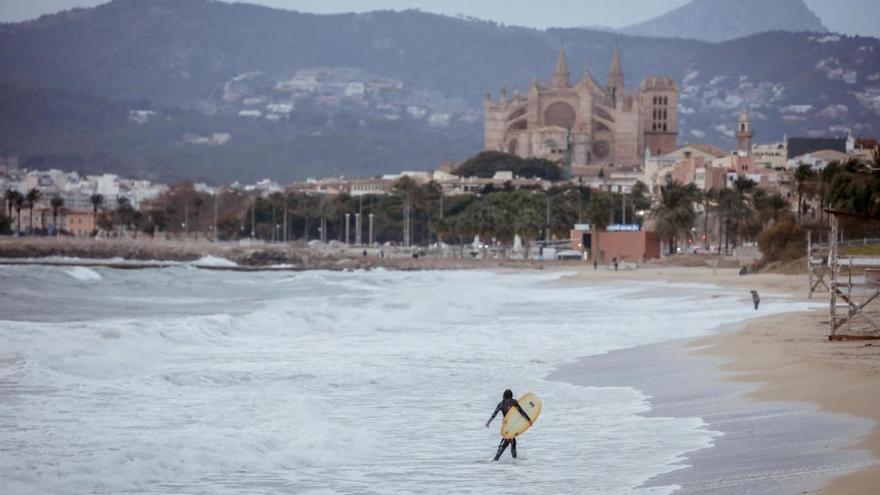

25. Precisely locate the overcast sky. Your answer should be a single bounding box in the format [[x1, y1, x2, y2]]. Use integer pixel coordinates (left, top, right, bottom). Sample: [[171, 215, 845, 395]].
[[1, 0, 878, 38]]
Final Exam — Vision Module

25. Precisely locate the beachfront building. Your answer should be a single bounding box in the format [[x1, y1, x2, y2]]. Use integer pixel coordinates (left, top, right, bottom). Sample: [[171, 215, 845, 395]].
[[484, 48, 679, 169], [570, 224, 661, 264], [10, 202, 95, 236]]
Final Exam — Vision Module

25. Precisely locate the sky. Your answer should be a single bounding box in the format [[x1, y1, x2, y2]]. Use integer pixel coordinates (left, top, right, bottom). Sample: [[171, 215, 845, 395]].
[[1, 0, 878, 38]]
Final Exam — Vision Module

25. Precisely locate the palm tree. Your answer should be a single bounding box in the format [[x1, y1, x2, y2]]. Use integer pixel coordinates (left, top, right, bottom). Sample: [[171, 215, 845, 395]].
[[763, 193, 791, 224], [297, 194, 316, 241], [793, 164, 815, 224], [24, 188, 40, 235], [90, 193, 104, 236], [586, 190, 613, 262], [651, 179, 701, 255], [421, 181, 443, 246], [701, 188, 721, 251], [4, 189, 16, 219], [50, 196, 65, 235], [506, 190, 543, 245], [393, 176, 420, 246], [872, 146, 880, 175], [11, 191, 24, 236], [730, 176, 758, 247], [454, 203, 481, 254], [750, 189, 790, 230], [317, 195, 336, 243], [714, 188, 737, 255], [114, 197, 137, 235], [458, 197, 499, 254], [193, 194, 205, 238]]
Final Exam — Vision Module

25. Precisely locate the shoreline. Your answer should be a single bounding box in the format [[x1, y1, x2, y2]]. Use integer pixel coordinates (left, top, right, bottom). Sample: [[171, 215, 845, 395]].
[[553, 267, 879, 494], [695, 309, 880, 494], [0, 237, 581, 271]]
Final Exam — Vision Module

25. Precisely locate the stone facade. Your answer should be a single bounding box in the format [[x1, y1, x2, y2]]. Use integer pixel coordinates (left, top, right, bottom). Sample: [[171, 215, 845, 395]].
[[484, 48, 678, 169]]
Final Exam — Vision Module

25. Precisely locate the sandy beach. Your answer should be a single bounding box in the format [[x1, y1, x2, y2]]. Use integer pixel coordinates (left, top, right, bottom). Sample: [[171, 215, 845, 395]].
[[560, 266, 880, 493]]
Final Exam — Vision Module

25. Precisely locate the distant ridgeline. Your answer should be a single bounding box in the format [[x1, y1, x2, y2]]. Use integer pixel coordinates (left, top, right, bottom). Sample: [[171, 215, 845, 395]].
[[0, 0, 877, 182]]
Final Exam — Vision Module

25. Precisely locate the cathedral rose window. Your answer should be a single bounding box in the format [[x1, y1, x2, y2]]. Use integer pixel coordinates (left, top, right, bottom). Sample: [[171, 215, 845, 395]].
[[593, 140, 610, 159], [544, 102, 576, 129]]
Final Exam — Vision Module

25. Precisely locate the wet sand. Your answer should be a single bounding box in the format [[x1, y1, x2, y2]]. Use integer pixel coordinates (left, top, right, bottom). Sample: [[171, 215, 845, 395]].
[[556, 266, 880, 494]]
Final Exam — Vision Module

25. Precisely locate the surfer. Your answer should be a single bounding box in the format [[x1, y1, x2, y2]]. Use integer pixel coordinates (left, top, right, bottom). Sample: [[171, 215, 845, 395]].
[[486, 389, 532, 461]]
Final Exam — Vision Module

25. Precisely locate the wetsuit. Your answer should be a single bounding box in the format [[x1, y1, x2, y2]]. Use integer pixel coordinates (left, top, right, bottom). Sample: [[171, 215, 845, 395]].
[[486, 397, 532, 460]]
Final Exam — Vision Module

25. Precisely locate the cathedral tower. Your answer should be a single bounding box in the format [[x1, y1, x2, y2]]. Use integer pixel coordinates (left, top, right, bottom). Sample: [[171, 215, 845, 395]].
[[640, 76, 679, 156]]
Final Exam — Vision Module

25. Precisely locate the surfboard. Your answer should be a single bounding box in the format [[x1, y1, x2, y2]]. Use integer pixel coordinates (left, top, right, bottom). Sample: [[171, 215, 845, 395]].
[[500, 392, 542, 439]]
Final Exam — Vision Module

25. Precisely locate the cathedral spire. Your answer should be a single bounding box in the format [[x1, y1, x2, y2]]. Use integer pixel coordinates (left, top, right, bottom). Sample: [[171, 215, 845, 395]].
[[609, 47, 623, 79], [553, 48, 571, 88], [607, 46, 624, 105]]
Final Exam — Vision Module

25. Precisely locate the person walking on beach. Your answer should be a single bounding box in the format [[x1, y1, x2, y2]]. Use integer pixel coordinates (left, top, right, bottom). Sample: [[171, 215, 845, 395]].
[[486, 389, 532, 461], [751, 290, 760, 310]]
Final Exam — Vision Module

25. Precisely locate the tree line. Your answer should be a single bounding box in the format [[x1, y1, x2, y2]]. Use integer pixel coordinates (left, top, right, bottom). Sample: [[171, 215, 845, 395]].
[[5, 150, 878, 265]]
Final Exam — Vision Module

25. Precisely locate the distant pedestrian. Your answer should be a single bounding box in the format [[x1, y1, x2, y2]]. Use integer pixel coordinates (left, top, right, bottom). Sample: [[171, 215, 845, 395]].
[[613, 257, 619, 272], [363, 249, 367, 257], [593, 259, 598, 271], [750, 290, 760, 310]]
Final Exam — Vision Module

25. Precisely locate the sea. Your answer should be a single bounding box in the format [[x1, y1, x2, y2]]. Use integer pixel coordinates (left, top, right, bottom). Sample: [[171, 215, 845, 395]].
[[0, 264, 814, 494]]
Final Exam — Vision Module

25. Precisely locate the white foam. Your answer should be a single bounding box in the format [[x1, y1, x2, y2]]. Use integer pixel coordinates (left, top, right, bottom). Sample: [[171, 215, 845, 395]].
[[64, 266, 102, 281], [192, 255, 238, 267], [0, 269, 815, 493]]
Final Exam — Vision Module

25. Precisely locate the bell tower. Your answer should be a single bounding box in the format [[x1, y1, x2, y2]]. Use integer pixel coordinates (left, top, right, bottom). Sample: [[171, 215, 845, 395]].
[[736, 108, 753, 155]]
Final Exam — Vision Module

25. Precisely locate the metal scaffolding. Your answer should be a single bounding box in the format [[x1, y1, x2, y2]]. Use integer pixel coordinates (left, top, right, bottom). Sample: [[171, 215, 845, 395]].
[[807, 230, 830, 298], [827, 210, 880, 341]]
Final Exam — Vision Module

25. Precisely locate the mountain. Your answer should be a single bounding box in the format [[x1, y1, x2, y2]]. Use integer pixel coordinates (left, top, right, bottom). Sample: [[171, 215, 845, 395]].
[[0, 0, 877, 184], [621, 0, 827, 43]]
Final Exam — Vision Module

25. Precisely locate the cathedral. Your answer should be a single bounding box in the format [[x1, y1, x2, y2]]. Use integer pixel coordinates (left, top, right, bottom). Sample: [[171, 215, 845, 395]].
[[484, 48, 679, 170]]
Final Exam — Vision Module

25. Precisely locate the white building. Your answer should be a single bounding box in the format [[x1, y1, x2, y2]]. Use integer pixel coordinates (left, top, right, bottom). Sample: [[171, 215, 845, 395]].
[[787, 149, 847, 170], [752, 142, 788, 169]]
